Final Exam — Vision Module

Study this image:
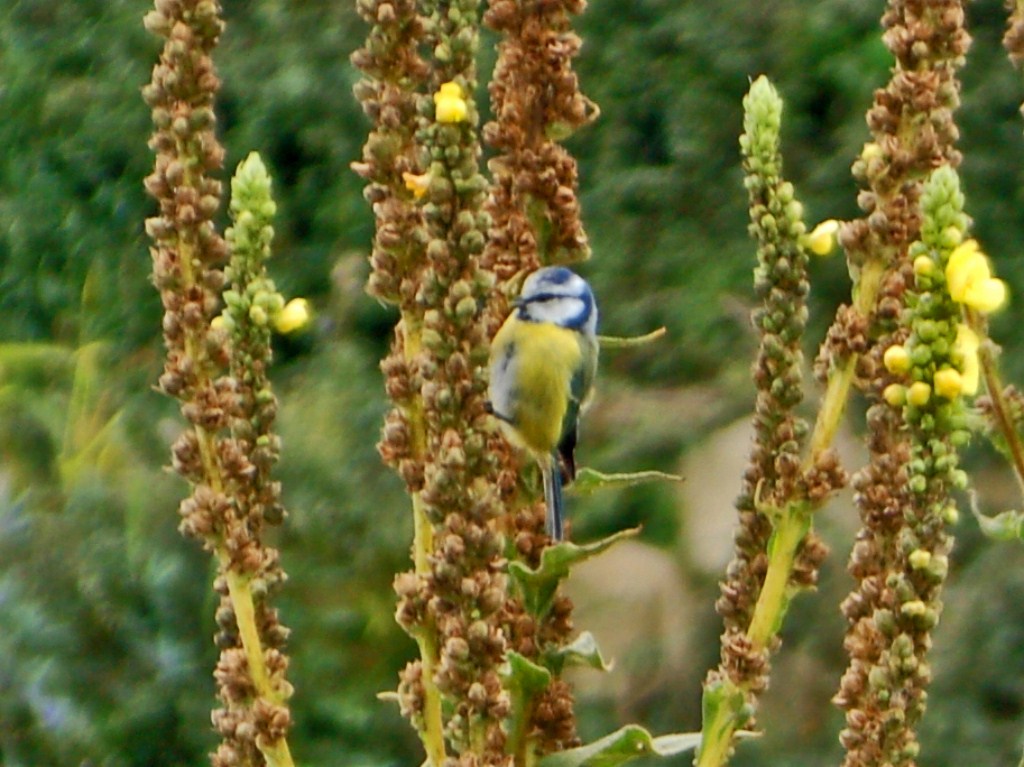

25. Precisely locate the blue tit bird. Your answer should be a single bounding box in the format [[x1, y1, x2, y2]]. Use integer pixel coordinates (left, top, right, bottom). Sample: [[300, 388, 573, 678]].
[[488, 266, 599, 541]]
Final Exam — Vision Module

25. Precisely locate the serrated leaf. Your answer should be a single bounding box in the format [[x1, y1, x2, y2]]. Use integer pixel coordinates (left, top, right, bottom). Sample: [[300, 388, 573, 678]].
[[597, 327, 667, 349], [509, 528, 640, 616], [547, 631, 612, 675], [538, 725, 702, 767], [571, 468, 682, 497]]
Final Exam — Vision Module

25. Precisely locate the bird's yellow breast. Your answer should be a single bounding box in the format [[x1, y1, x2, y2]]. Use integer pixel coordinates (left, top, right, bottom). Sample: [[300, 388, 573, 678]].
[[490, 316, 583, 455]]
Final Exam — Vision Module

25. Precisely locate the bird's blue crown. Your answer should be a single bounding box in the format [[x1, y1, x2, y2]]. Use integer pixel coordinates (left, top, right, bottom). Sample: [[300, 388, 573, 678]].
[[515, 267, 597, 334]]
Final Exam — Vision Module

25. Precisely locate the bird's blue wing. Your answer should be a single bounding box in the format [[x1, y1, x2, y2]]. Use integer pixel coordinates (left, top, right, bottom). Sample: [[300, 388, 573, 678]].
[[556, 334, 597, 483]]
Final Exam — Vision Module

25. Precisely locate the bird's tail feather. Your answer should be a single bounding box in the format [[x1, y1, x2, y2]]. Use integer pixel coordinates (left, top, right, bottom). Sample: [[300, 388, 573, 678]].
[[542, 455, 564, 541]]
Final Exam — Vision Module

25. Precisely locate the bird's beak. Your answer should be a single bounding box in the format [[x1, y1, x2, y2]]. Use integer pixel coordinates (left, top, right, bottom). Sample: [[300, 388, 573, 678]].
[[511, 297, 525, 308]]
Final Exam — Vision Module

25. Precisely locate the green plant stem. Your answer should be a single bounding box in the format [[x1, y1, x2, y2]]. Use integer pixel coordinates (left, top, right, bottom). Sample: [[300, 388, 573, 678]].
[[808, 354, 856, 467], [412, 494, 447, 767], [511, 701, 536, 767], [193, 422, 296, 767], [698, 256, 887, 767], [967, 307, 1024, 495], [695, 679, 743, 767], [807, 256, 885, 468], [403, 318, 447, 767], [696, 504, 808, 767], [746, 504, 810, 648]]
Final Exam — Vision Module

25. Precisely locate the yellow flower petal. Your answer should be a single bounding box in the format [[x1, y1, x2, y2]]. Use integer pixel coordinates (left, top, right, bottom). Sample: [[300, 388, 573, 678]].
[[433, 81, 468, 123], [435, 96, 468, 123], [806, 219, 840, 256], [274, 297, 311, 334], [964, 277, 1007, 314], [402, 171, 430, 199], [435, 81, 463, 101], [945, 239, 989, 303], [933, 367, 963, 399], [954, 324, 980, 396]]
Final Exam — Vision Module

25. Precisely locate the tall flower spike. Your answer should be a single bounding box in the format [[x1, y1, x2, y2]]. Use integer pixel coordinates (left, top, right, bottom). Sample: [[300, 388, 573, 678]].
[[352, 1, 448, 764], [836, 165, 969, 767], [412, 0, 512, 762], [829, 0, 971, 757], [481, 0, 600, 758], [483, 0, 598, 280], [824, 14, 970, 765], [816, 0, 971, 424], [213, 151, 295, 767], [697, 76, 840, 767], [355, 0, 513, 765], [144, 3, 294, 767]]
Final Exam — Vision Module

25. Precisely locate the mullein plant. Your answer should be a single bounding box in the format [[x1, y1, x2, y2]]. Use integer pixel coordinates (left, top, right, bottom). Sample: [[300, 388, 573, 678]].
[[695, 76, 844, 767], [355, 1, 694, 767], [353, 0, 511, 764], [697, 1, 1010, 766], [143, 2, 295, 765], [482, 0, 600, 760], [954, 8, 1024, 541], [833, 2, 969, 765]]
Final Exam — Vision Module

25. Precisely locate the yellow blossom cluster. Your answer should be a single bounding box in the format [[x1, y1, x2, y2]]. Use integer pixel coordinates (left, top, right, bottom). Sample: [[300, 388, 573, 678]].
[[945, 239, 1007, 314], [881, 238, 1004, 405], [434, 81, 468, 123], [882, 323, 980, 403]]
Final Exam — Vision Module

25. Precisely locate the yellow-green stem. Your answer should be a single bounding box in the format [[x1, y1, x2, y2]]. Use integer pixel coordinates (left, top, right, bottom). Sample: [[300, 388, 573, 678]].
[[746, 506, 809, 648], [222, 565, 295, 767], [695, 679, 743, 767], [697, 256, 887, 767], [807, 354, 856, 468], [403, 317, 447, 767], [968, 308, 1024, 495], [514, 716, 540, 767], [806, 256, 884, 468], [412, 493, 447, 767]]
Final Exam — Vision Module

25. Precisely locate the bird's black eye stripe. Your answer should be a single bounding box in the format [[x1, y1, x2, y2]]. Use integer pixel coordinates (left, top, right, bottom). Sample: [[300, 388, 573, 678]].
[[520, 291, 566, 304]]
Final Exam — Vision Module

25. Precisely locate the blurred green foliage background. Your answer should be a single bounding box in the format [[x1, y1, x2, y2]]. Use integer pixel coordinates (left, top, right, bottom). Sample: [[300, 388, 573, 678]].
[[3, 0, 1024, 765]]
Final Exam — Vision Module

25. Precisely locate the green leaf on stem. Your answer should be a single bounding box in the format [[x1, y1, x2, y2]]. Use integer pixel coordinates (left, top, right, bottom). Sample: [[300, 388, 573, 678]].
[[539, 725, 703, 767], [504, 651, 553, 699], [572, 468, 682, 497], [545, 631, 612, 675], [972, 507, 1024, 542], [503, 651, 553, 757], [968, 489, 1024, 541], [509, 528, 640, 617], [597, 327, 667, 349], [701, 676, 753, 738]]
